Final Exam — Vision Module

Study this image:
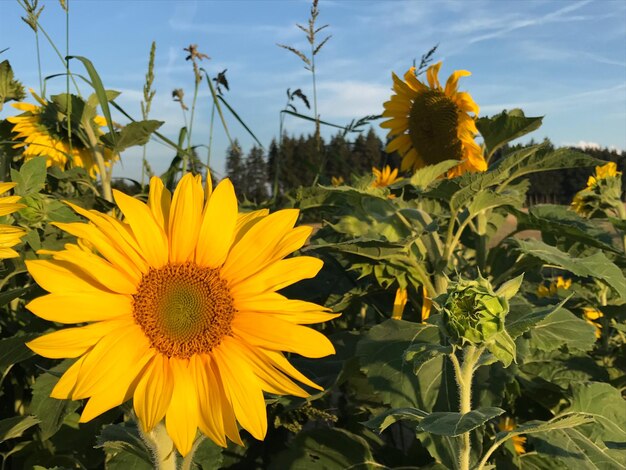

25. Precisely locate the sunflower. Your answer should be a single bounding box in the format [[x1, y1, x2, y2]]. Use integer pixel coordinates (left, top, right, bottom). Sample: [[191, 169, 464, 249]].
[[582, 307, 603, 339], [499, 416, 526, 455], [25, 173, 337, 456], [587, 161, 619, 188], [7, 90, 117, 177], [392, 287, 407, 320], [536, 276, 571, 297], [0, 182, 25, 259], [571, 161, 623, 217], [381, 62, 485, 177], [372, 165, 401, 188]]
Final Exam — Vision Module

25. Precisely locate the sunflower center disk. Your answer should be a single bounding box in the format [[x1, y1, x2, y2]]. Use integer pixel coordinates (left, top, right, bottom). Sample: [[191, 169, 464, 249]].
[[132, 262, 236, 359], [408, 89, 463, 165]]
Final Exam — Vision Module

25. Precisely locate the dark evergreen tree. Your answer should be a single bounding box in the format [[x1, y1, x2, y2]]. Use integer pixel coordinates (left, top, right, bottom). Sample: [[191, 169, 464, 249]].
[[244, 145, 269, 202], [225, 139, 245, 199]]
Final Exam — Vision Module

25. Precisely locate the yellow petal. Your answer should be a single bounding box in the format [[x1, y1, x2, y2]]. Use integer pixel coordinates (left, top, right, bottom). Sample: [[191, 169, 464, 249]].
[[445, 70, 471, 96], [230, 256, 322, 296], [195, 178, 238, 268], [222, 209, 299, 282], [26, 317, 132, 359], [134, 354, 174, 432], [233, 313, 335, 358], [51, 356, 87, 399], [234, 209, 269, 244], [113, 189, 168, 268], [166, 358, 199, 457], [212, 343, 267, 441], [427, 62, 442, 89], [27, 292, 132, 324], [257, 348, 323, 391], [26, 259, 106, 293], [148, 176, 172, 233], [207, 358, 243, 445], [191, 355, 227, 447], [168, 174, 204, 264], [225, 337, 308, 397], [72, 324, 150, 399]]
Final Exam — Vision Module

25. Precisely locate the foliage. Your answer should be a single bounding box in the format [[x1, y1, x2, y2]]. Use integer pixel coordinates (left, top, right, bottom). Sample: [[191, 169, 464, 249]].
[[0, 1, 625, 469]]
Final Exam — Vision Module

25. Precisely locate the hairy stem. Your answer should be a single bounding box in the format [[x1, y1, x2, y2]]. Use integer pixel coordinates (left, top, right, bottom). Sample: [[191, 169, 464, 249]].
[[138, 423, 178, 470]]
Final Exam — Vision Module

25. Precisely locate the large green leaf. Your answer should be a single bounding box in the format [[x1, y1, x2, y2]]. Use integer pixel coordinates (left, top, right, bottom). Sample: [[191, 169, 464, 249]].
[[506, 299, 568, 339], [529, 307, 596, 352], [96, 422, 152, 465], [268, 428, 375, 470], [516, 239, 626, 300], [0, 415, 40, 443], [357, 320, 449, 410], [476, 109, 543, 159], [192, 438, 224, 470], [417, 407, 505, 436], [0, 334, 38, 369]]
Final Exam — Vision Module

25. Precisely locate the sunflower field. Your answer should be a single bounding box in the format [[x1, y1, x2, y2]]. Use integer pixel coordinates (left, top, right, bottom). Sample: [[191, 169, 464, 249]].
[[1, 1, 625, 469]]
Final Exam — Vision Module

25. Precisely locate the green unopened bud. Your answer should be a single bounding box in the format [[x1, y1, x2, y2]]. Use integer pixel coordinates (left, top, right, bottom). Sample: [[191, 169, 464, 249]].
[[443, 275, 508, 346]]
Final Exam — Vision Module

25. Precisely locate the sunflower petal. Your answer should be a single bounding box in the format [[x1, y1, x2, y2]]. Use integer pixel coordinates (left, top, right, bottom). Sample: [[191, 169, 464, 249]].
[[134, 354, 174, 433], [168, 174, 204, 264], [27, 292, 131, 324], [166, 358, 199, 457]]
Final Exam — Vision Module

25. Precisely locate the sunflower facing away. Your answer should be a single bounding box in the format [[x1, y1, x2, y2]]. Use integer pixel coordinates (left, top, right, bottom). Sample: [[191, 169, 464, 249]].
[[499, 416, 526, 455], [7, 90, 116, 177], [381, 62, 486, 177], [0, 182, 25, 259], [25, 173, 337, 456]]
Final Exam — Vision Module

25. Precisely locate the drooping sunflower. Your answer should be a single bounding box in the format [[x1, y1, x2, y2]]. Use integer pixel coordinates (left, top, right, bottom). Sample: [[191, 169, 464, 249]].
[[7, 90, 117, 177], [381, 62, 486, 177], [499, 417, 526, 455], [25, 173, 337, 456], [0, 182, 25, 259], [372, 165, 401, 188], [571, 161, 623, 217]]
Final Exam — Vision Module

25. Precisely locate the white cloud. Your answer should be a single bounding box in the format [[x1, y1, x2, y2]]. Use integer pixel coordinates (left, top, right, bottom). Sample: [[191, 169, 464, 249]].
[[316, 80, 389, 119]]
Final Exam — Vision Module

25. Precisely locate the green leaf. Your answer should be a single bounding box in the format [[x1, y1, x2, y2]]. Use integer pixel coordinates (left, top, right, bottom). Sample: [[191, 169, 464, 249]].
[[269, 428, 375, 470], [193, 438, 224, 470], [486, 329, 516, 367], [495, 274, 524, 300], [506, 299, 568, 339], [87, 89, 120, 108], [0, 59, 25, 110], [417, 407, 505, 436], [68, 56, 116, 147], [404, 343, 453, 375], [405, 160, 459, 189], [516, 239, 626, 300], [357, 320, 446, 410], [0, 334, 38, 369], [96, 422, 152, 464], [11, 157, 47, 196], [101, 120, 163, 153], [476, 109, 543, 159], [106, 452, 153, 470], [30, 361, 80, 440], [217, 95, 264, 148], [0, 286, 32, 307], [529, 307, 596, 352], [0, 415, 40, 443], [363, 407, 428, 433]]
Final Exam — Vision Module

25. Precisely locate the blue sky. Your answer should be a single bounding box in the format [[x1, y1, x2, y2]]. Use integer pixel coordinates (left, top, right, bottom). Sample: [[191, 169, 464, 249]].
[[1, 0, 625, 181]]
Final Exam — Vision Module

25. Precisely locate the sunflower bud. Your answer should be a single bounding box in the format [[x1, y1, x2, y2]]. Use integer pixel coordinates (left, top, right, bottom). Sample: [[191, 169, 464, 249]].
[[441, 275, 522, 367], [443, 276, 508, 345]]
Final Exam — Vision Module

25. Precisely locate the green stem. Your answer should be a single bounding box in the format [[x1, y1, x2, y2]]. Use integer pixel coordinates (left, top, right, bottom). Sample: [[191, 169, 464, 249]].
[[180, 436, 205, 470], [83, 123, 112, 202], [35, 31, 43, 96], [138, 423, 178, 470], [206, 101, 216, 176], [186, 79, 200, 172], [475, 211, 488, 273], [450, 346, 483, 470]]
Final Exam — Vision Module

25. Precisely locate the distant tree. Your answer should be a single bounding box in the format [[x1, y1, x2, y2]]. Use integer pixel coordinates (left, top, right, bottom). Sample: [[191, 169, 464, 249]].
[[325, 132, 351, 182], [225, 139, 245, 199], [244, 145, 269, 202]]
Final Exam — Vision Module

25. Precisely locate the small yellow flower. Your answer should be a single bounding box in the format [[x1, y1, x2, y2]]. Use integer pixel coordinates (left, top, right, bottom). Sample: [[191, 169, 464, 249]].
[[392, 288, 407, 320], [372, 165, 401, 188], [554, 276, 572, 290], [537, 276, 571, 297], [582, 307, 603, 339], [0, 182, 26, 259], [381, 62, 485, 177], [25, 173, 338, 456], [330, 176, 344, 187], [499, 416, 526, 455]]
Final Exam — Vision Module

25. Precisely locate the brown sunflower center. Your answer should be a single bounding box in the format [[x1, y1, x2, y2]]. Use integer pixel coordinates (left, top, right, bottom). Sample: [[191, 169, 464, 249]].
[[132, 262, 235, 359], [408, 89, 462, 165]]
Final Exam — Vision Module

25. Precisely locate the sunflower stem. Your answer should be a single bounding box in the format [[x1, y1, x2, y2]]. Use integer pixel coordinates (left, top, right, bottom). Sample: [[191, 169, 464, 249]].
[[450, 345, 483, 470], [180, 436, 205, 470], [139, 423, 178, 470]]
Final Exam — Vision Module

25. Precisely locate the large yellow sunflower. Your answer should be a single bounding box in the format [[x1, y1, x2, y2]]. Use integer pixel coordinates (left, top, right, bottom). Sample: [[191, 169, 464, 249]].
[[381, 62, 486, 177], [0, 182, 26, 259], [25, 173, 337, 456], [7, 90, 116, 177]]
